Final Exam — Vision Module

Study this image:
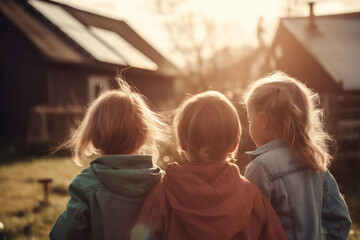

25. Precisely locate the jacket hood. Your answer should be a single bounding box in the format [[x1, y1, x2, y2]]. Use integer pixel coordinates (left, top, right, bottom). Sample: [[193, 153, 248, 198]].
[[163, 161, 254, 239], [91, 155, 164, 197]]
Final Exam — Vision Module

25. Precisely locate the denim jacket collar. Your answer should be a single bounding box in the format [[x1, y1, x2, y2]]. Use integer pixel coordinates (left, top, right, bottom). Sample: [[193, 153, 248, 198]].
[[246, 139, 288, 161]]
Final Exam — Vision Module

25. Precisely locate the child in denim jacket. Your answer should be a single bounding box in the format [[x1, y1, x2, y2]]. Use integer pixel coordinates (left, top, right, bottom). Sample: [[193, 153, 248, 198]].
[[244, 72, 351, 240]]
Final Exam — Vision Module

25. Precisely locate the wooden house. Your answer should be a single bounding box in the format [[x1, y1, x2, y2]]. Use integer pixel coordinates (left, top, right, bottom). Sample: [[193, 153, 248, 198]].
[[0, 0, 178, 143]]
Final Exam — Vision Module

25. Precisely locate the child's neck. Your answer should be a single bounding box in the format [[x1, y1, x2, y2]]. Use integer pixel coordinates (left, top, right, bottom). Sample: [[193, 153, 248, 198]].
[[100, 150, 140, 156], [258, 137, 284, 148]]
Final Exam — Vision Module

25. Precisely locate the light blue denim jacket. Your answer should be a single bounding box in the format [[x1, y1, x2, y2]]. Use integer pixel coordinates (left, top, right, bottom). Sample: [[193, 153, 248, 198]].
[[245, 139, 351, 240]]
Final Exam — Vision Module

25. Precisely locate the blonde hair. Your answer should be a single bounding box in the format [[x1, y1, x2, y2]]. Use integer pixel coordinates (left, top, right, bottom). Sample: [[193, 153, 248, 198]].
[[244, 72, 333, 171], [173, 91, 241, 162], [59, 78, 167, 165]]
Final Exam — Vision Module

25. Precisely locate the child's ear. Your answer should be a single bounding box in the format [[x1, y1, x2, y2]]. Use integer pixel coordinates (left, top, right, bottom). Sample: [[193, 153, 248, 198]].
[[259, 112, 271, 130]]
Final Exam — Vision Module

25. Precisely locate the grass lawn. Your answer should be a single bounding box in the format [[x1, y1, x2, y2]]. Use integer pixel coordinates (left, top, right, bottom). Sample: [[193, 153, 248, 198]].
[[0, 157, 84, 240], [0, 157, 359, 239]]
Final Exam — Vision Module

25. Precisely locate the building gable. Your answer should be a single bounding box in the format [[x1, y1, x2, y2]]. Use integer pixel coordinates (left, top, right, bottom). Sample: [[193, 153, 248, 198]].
[[280, 13, 360, 91]]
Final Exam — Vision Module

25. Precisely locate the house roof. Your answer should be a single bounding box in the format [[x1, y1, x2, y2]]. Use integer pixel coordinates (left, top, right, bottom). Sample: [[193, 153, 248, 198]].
[[280, 12, 360, 90], [0, 0, 179, 76], [0, 0, 89, 65]]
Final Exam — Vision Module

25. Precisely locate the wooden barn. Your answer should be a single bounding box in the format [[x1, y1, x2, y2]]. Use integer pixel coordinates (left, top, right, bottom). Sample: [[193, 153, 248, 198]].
[[264, 3, 360, 188], [0, 0, 178, 144]]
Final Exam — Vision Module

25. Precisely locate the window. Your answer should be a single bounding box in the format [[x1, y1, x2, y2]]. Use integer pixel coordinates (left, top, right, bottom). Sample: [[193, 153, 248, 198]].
[[88, 75, 110, 102]]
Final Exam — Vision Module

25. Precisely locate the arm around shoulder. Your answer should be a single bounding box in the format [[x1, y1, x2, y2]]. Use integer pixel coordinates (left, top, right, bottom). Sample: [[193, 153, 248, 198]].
[[49, 177, 90, 240], [322, 170, 352, 240]]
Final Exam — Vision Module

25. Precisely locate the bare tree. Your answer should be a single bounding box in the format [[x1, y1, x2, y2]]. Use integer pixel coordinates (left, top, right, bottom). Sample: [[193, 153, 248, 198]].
[[152, 0, 239, 92]]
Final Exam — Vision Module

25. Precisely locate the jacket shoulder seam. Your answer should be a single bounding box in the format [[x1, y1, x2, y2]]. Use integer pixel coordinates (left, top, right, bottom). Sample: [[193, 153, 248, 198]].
[[271, 166, 311, 181]]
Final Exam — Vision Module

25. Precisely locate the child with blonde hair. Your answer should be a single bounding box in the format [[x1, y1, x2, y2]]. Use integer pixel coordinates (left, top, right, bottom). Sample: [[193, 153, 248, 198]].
[[49, 79, 166, 240], [132, 91, 286, 240], [244, 72, 351, 240]]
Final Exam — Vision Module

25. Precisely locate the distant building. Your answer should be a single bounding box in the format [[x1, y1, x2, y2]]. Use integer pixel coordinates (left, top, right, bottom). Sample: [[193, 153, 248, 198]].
[[0, 0, 179, 143], [265, 3, 360, 186], [266, 5, 360, 93]]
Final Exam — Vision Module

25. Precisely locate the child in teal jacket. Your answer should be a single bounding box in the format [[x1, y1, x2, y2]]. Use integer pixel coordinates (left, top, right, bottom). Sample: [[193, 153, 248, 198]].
[[49, 79, 166, 240]]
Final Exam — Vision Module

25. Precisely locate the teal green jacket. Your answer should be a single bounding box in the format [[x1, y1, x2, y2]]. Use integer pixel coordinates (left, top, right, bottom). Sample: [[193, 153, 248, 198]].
[[49, 155, 164, 240]]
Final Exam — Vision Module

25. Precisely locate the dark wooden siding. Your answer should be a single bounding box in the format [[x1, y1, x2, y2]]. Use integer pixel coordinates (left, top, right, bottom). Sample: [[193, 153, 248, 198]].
[[330, 92, 360, 189], [0, 16, 47, 138], [47, 66, 89, 106], [125, 70, 174, 105]]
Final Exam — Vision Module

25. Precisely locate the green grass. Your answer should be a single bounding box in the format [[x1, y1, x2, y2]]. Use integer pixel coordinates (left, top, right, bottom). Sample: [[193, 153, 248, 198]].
[[0, 157, 84, 240], [0, 157, 359, 239], [351, 224, 360, 240]]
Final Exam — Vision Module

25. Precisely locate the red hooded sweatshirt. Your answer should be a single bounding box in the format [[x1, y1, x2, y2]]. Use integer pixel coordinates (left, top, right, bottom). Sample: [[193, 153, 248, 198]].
[[132, 161, 286, 240]]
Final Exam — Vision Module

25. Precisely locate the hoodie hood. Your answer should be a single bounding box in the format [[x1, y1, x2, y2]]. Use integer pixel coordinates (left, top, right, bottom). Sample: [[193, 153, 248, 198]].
[[163, 161, 254, 239], [91, 155, 164, 198]]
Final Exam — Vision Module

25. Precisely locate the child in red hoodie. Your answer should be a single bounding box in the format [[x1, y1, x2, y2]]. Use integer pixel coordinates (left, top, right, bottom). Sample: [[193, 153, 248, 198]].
[[132, 91, 286, 240]]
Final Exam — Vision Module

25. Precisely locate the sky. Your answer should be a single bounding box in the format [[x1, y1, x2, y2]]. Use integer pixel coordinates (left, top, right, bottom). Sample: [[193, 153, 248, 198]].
[[53, 0, 360, 64]]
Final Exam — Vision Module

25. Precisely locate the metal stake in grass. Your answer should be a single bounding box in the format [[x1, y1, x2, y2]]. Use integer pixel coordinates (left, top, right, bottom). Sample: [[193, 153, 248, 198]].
[[38, 178, 53, 205]]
